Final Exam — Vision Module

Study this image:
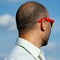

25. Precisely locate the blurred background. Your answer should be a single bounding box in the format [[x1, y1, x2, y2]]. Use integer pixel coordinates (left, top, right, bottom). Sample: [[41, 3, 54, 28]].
[[0, 0, 60, 60]]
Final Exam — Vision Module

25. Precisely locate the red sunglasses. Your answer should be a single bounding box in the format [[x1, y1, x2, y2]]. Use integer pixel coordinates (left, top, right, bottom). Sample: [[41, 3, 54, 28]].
[[38, 18, 54, 28]]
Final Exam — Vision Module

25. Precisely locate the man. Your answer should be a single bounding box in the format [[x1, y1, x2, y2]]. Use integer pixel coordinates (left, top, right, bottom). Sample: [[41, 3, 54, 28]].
[[5, 1, 54, 60]]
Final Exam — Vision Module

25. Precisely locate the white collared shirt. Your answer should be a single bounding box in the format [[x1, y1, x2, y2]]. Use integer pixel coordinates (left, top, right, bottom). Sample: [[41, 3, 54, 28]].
[[5, 38, 45, 60]]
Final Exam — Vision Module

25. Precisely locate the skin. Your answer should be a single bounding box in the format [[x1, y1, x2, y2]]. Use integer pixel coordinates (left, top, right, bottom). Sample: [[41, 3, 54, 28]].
[[19, 16, 51, 48]]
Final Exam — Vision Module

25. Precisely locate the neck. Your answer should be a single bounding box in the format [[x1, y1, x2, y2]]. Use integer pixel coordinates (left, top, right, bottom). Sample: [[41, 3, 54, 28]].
[[19, 31, 42, 48]]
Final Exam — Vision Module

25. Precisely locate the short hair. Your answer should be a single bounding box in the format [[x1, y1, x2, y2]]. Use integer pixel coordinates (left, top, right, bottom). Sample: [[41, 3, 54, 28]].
[[16, 1, 49, 34]]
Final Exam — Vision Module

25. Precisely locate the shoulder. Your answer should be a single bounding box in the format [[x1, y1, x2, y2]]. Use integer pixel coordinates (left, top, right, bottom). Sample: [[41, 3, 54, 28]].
[[5, 55, 32, 60], [4, 45, 34, 60]]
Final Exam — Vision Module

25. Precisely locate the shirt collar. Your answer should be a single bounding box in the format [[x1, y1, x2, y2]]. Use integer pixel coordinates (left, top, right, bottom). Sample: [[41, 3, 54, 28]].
[[16, 37, 41, 58]]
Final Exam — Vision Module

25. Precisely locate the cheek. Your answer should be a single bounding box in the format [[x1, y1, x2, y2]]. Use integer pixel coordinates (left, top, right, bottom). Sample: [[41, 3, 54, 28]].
[[47, 29, 51, 36], [45, 23, 51, 36], [47, 25, 51, 36]]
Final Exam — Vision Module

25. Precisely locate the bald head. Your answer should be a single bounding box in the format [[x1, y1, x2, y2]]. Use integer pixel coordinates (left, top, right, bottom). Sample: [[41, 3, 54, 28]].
[[16, 1, 49, 34]]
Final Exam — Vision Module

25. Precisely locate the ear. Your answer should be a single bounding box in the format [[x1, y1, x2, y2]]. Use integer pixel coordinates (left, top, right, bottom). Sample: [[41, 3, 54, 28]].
[[41, 19, 46, 31]]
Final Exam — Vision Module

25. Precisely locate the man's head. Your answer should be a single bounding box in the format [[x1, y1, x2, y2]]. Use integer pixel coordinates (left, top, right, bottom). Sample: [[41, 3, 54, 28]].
[[16, 1, 54, 47]]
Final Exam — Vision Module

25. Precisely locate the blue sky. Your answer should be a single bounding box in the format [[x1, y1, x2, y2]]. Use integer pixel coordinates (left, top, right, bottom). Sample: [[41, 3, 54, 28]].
[[0, 0, 60, 60]]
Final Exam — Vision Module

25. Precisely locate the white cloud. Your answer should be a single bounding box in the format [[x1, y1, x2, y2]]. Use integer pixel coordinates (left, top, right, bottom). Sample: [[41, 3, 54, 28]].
[[0, 14, 16, 31], [0, 14, 15, 26], [0, 14, 11, 26], [47, 42, 56, 50], [43, 42, 60, 60], [43, 42, 56, 51], [8, 25, 17, 31]]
